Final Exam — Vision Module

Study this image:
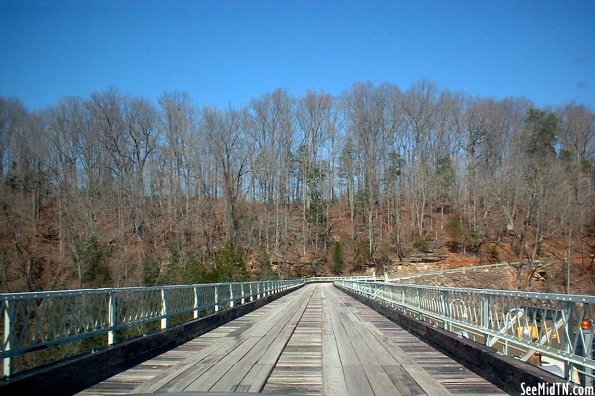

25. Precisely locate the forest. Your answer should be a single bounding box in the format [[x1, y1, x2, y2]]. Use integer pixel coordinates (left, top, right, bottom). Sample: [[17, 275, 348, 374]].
[[0, 81, 593, 293]]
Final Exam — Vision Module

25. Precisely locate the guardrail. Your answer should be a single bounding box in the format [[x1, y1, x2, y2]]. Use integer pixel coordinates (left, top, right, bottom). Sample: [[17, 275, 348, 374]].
[[304, 275, 377, 283], [1, 280, 302, 377], [387, 262, 511, 282], [335, 280, 595, 386]]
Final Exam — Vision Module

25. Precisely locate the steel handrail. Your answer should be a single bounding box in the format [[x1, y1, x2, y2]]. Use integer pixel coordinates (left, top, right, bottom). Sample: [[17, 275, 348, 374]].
[[1, 279, 303, 377], [335, 279, 594, 385]]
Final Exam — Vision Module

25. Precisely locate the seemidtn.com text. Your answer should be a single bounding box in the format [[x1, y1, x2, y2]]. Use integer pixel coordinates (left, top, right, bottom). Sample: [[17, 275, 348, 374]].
[[521, 382, 594, 396]]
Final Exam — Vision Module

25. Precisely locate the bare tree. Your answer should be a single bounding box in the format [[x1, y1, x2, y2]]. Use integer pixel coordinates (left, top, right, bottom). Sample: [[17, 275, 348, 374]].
[[296, 91, 334, 254], [249, 89, 295, 257], [202, 107, 250, 242], [401, 80, 438, 239]]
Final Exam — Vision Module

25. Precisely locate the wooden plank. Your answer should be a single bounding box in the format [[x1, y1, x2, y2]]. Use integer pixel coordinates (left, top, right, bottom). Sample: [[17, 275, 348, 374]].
[[210, 286, 315, 391], [235, 363, 275, 392], [236, 296, 314, 393], [158, 336, 255, 392], [82, 284, 504, 396], [323, 285, 375, 395], [330, 286, 505, 395], [175, 303, 301, 391], [131, 285, 314, 393], [325, 285, 404, 396], [329, 286, 453, 395], [184, 286, 317, 392], [331, 294, 426, 395], [183, 336, 261, 391], [321, 292, 348, 396], [262, 285, 323, 395], [131, 335, 237, 393]]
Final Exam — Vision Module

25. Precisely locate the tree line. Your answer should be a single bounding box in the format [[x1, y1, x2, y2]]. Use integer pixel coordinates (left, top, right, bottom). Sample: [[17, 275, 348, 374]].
[[0, 81, 593, 292]]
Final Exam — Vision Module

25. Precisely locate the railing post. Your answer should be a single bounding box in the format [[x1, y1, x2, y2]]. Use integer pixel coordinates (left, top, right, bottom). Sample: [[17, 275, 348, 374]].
[[229, 284, 234, 308], [214, 285, 219, 312], [417, 289, 422, 309], [241, 284, 245, 304], [108, 291, 116, 345], [441, 291, 449, 331], [193, 286, 199, 319], [3, 300, 14, 377], [481, 295, 490, 345], [257, 282, 261, 299], [582, 318, 593, 387], [249, 283, 254, 302], [561, 302, 574, 381], [161, 289, 168, 329]]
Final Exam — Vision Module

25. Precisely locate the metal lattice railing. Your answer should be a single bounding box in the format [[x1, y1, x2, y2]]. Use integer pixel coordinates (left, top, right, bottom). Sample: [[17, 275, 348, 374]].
[[335, 280, 595, 386], [304, 275, 377, 283], [0, 280, 302, 377]]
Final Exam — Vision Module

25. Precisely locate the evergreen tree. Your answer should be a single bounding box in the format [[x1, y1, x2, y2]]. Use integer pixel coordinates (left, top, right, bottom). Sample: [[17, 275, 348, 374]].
[[525, 108, 558, 161], [164, 248, 182, 284], [215, 239, 249, 282], [80, 236, 112, 288], [141, 257, 160, 286], [255, 248, 278, 280], [331, 240, 344, 275]]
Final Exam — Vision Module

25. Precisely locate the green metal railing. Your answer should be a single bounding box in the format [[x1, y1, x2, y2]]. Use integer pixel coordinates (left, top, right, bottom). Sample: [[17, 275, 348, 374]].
[[304, 275, 377, 283], [1, 280, 302, 377], [335, 280, 595, 386], [8, 275, 590, 386]]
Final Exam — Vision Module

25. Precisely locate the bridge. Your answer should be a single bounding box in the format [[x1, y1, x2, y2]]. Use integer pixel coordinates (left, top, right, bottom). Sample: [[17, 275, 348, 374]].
[[1, 277, 593, 395]]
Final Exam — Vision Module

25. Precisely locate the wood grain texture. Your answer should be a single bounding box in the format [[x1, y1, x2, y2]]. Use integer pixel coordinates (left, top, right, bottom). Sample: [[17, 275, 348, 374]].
[[79, 284, 505, 395]]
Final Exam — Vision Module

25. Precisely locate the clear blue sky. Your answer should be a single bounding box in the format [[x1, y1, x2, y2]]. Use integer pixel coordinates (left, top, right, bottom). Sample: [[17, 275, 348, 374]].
[[1, 0, 594, 111]]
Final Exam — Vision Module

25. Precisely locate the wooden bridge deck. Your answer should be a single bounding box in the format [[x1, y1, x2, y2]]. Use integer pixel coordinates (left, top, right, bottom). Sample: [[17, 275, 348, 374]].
[[79, 284, 505, 395]]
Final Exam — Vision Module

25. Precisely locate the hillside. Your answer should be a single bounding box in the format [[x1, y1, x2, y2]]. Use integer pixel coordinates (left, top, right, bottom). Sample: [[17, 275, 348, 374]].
[[1, 87, 593, 294], [1, 191, 592, 295]]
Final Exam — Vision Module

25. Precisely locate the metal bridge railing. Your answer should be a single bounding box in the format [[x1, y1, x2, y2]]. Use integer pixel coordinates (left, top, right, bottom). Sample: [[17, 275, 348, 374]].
[[304, 275, 377, 283], [335, 280, 595, 386], [0, 279, 303, 377]]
